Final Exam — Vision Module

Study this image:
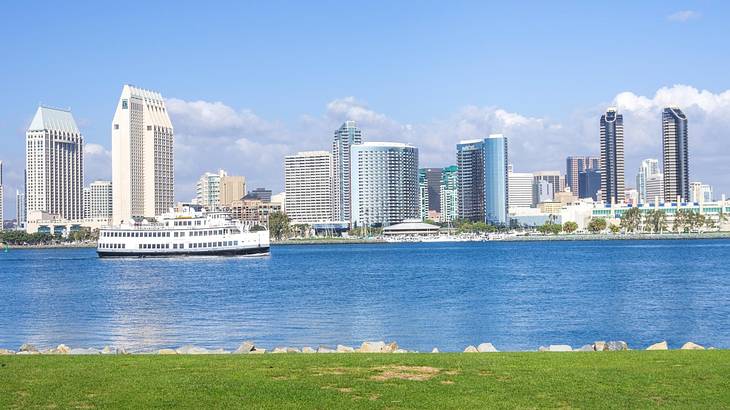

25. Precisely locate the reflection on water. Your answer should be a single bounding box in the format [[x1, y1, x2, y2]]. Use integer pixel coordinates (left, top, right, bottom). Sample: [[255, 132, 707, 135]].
[[1, 240, 729, 351]]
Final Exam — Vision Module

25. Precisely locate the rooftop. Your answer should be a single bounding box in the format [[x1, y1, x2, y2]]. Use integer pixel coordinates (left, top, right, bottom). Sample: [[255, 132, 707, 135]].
[[28, 106, 80, 134]]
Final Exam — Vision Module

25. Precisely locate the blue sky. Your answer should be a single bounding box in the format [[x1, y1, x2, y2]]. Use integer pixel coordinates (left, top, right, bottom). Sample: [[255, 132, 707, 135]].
[[2, 1, 730, 215]]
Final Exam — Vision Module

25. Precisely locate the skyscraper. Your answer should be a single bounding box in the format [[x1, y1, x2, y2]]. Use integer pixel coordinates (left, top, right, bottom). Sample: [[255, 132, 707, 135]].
[[26, 106, 84, 220], [645, 174, 664, 204], [351, 142, 419, 227], [456, 139, 485, 221], [600, 107, 625, 204], [508, 171, 534, 208], [662, 107, 689, 202], [578, 169, 601, 201], [566, 156, 599, 195], [112, 85, 174, 224], [331, 121, 362, 223], [636, 159, 661, 203], [285, 151, 333, 224], [418, 169, 429, 220], [219, 175, 246, 207], [532, 171, 562, 203], [439, 166, 458, 222], [0, 161, 3, 230], [85, 181, 113, 220], [196, 170, 225, 210], [484, 134, 509, 225], [16, 190, 26, 229]]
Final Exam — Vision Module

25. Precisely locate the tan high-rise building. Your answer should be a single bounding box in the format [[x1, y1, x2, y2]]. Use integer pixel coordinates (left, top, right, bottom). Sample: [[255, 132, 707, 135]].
[[25, 106, 84, 220], [112, 85, 174, 224], [219, 175, 246, 207]]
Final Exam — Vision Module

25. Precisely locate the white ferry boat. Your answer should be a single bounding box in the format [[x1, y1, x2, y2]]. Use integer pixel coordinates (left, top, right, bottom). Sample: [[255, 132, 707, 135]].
[[97, 210, 270, 258]]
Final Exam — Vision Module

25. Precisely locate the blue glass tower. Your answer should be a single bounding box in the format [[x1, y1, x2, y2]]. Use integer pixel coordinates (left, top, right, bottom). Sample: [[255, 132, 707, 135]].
[[483, 134, 509, 225]]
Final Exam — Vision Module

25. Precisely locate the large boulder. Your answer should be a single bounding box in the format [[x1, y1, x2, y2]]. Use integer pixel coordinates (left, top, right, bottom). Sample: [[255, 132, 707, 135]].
[[646, 341, 668, 350], [464, 345, 478, 353], [19, 343, 38, 353], [393, 349, 408, 353], [336, 345, 354, 353], [548, 345, 573, 352], [286, 347, 301, 353], [431, 347, 439, 353], [176, 345, 209, 355], [477, 343, 498, 353], [605, 341, 628, 351], [359, 341, 386, 353], [101, 346, 118, 355], [69, 348, 100, 355], [0, 349, 15, 355], [302, 346, 316, 354], [272, 347, 288, 354], [157, 348, 177, 355], [317, 346, 335, 353], [234, 341, 256, 354], [576, 344, 595, 352], [681, 342, 704, 350], [51, 344, 71, 354], [249, 348, 266, 354], [593, 341, 607, 351]]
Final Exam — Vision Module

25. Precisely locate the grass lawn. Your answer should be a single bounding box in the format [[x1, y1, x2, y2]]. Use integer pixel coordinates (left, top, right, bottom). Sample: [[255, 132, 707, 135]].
[[1, 351, 729, 409]]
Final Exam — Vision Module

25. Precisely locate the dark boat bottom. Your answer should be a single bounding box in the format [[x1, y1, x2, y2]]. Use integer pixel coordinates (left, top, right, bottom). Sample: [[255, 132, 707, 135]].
[[97, 247, 270, 258]]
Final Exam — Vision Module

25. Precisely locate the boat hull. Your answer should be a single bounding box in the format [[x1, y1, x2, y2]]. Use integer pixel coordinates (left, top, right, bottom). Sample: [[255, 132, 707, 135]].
[[97, 246, 270, 258]]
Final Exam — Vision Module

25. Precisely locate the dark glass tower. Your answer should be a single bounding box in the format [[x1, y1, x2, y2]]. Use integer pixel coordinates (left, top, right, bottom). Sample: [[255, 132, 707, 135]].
[[662, 107, 689, 202], [600, 108, 625, 204]]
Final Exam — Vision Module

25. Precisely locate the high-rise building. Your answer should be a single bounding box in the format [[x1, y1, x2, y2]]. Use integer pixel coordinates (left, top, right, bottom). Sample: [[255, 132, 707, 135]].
[[456, 139, 485, 221], [196, 170, 225, 210], [532, 171, 562, 204], [662, 107, 689, 202], [566, 156, 599, 195], [331, 121, 362, 223], [351, 142, 419, 227], [219, 175, 246, 207], [690, 182, 713, 203], [16, 190, 26, 229], [600, 107, 625, 204], [484, 134, 509, 225], [85, 180, 113, 220], [424, 168, 442, 212], [112, 85, 174, 224], [636, 159, 661, 203], [0, 161, 3, 230], [284, 151, 332, 224], [26, 106, 84, 220], [533, 179, 554, 204], [83, 187, 90, 218], [578, 169, 601, 201], [646, 174, 664, 204], [245, 188, 272, 203], [418, 169, 429, 220], [508, 171, 534, 209], [439, 166, 458, 222]]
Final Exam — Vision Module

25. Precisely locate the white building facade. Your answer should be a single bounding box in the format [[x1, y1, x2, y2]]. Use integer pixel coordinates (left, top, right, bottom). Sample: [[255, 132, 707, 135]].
[[351, 142, 419, 227], [196, 170, 225, 210], [331, 121, 362, 223], [284, 151, 333, 224], [508, 171, 534, 209], [0, 161, 3, 230], [112, 85, 174, 224], [25, 106, 84, 221], [636, 158, 661, 203], [86, 180, 113, 220]]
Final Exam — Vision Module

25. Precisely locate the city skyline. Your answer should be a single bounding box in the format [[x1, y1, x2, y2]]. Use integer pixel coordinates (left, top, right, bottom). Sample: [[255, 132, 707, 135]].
[[2, 3, 730, 216]]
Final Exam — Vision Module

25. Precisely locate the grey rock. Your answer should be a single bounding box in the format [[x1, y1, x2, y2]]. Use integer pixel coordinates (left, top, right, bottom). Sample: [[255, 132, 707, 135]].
[[234, 341, 256, 354], [576, 344, 595, 352], [117, 347, 129, 355], [680, 342, 704, 350], [19, 343, 38, 353], [286, 347, 300, 353], [646, 341, 668, 350], [336, 345, 355, 353], [317, 346, 335, 353], [359, 341, 386, 353], [272, 347, 288, 354], [477, 343, 498, 353], [548, 345, 573, 352], [101, 346, 117, 355], [49, 344, 71, 354], [302, 346, 316, 354], [605, 341, 628, 351], [593, 341, 607, 351]]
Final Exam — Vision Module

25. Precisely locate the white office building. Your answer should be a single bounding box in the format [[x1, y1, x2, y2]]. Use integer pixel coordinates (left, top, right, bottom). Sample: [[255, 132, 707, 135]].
[[85, 180, 113, 220], [26, 106, 84, 221], [645, 174, 664, 204], [284, 151, 333, 224], [636, 159, 661, 203], [690, 182, 713, 203], [0, 161, 3, 230], [351, 142, 419, 227], [331, 121, 363, 223], [112, 85, 174, 224], [508, 171, 534, 209], [196, 170, 225, 210]]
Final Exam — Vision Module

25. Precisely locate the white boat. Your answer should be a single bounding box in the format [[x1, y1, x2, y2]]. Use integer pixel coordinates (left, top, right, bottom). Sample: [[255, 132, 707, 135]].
[[97, 210, 270, 258]]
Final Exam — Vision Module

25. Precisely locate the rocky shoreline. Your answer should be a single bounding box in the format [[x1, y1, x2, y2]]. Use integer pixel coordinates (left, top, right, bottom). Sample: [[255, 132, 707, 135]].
[[0, 340, 715, 355]]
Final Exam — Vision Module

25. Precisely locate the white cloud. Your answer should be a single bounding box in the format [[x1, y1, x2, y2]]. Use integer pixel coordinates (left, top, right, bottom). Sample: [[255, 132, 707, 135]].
[[667, 10, 701, 22]]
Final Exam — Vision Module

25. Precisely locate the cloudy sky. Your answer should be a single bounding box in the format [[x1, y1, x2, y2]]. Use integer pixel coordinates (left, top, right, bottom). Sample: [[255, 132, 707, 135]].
[[1, 1, 729, 216]]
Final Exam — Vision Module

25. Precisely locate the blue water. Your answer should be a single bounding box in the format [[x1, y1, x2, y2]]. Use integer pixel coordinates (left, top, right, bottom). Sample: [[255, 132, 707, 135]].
[[1, 240, 729, 352]]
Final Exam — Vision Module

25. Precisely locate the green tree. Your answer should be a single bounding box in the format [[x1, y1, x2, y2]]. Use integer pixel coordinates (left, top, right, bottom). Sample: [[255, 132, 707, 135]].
[[562, 221, 578, 234], [643, 209, 667, 233], [268, 211, 290, 240], [587, 218, 607, 233], [609, 224, 620, 234], [673, 209, 692, 233], [620, 207, 641, 233]]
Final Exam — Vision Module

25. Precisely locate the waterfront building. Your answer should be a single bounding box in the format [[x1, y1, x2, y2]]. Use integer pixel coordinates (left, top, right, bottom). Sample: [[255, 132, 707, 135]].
[[219, 174, 246, 207], [591, 198, 730, 230], [636, 159, 661, 203], [533, 179, 554, 204], [600, 107, 625, 204], [86, 180, 113, 220], [578, 169, 601, 200], [0, 161, 3, 230], [625, 188, 639, 205], [508, 171, 534, 209], [533, 171, 562, 203], [690, 182, 713, 203], [246, 187, 272, 202], [456, 139, 485, 221], [227, 198, 282, 226], [284, 151, 333, 224], [26, 106, 84, 221], [270, 192, 286, 213], [351, 142, 419, 227], [418, 169, 429, 220], [646, 174, 664, 204], [331, 121, 362, 223], [439, 165, 458, 222], [484, 134, 509, 225], [421, 168, 442, 218], [566, 156, 599, 195], [112, 85, 174, 224], [662, 107, 690, 202], [16, 190, 26, 229]]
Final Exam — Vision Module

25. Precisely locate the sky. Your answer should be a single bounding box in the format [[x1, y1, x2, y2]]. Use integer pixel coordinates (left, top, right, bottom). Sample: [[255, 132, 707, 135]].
[[1, 1, 730, 217]]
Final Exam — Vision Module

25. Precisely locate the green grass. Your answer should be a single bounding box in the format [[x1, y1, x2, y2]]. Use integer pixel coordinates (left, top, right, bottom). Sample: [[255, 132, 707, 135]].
[[1, 351, 729, 409]]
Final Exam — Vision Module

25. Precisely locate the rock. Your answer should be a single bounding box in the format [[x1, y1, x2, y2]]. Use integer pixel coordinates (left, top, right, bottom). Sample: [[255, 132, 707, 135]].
[[646, 341, 668, 350], [681, 342, 704, 350], [317, 346, 335, 353], [176, 345, 209, 355], [359, 341, 386, 353], [101, 346, 117, 355], [286, 347, 300, 353], [477, 343, 498, 353], [538, 346, 549, 352], [0, 349, 15, 355], [548, 345, 573, 352], [605, 341, 628, 351], [431, 348, 439, 353], [576, 344, 595, 352], [464, 345, 478, 353], [19, 343, 38, 353], [272, 347, 287, 354], [593, 341, 607, 351], [393, 349, 408, 353], [249, 348, 266, 354], [69, 348, 100, 355], [336, 345, 354, 353], [50, 344, 71, 354], [385, 342, 399, 353], [302, 346, 316, 354], [234, 341, 256, 354], [157, 348, 177, 355]]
